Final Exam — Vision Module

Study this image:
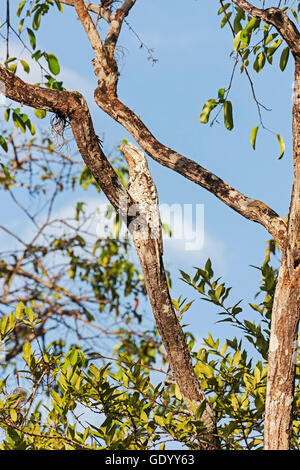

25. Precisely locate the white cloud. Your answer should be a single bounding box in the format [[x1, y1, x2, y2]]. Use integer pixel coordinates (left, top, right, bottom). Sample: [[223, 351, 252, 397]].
[[164, 231, 226, 274]]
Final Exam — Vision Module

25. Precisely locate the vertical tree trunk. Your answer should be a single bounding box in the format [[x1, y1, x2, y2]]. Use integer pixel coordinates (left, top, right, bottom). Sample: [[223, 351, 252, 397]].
[[264, 259, 300, 449], [133, 238, 220, 449], [264, 59, 300, 450]]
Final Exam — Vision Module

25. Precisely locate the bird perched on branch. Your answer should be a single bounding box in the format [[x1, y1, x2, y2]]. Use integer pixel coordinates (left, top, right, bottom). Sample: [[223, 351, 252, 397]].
[[119, 143, 163, 260]]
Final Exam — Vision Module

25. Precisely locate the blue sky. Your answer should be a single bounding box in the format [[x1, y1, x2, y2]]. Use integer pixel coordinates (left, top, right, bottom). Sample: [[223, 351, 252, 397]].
[[1, 0, 294, 347]]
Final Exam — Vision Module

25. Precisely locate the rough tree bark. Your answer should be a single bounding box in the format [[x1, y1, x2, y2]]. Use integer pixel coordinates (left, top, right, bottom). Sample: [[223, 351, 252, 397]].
[[264, 57, 300, 450], [229, 0, 300, 450]]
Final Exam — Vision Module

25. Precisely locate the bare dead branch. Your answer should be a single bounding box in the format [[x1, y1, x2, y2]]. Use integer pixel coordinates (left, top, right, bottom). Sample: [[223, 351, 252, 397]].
[[73, 0, 119, 94]]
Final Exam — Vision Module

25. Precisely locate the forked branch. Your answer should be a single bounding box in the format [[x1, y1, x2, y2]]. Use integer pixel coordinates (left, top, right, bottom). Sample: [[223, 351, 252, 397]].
[[72, 0, 287, 248], [60, 0, 112, 22]]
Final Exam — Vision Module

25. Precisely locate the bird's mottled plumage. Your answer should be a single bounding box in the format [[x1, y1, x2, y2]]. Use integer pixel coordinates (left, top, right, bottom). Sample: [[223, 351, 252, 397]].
[[120, 143, 163, 257]]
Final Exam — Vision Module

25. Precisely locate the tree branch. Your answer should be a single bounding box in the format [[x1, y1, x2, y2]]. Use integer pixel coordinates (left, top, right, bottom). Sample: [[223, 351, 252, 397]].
[[105, 0, 136, 54], [0, 64, 131, 216], [59, 0, 112, 22], [73, 0, 118, 94], [73, 0, 287, 249], [98, 95, 287, 249]]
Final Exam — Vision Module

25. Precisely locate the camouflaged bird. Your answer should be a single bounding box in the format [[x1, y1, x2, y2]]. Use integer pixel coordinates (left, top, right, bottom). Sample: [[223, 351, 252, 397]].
[[120, 143, 163, 259]]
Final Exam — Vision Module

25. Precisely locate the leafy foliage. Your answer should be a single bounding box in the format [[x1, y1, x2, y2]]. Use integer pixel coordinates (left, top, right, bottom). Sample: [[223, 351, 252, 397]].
[[199, 1, 291, 158], [0, 232, 299, 449]]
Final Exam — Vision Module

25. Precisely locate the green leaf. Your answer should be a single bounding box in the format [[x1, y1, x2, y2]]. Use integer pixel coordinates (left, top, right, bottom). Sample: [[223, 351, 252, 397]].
[[25, 307, 34, 323], [218, 88, 226, 100], [45, 53, 60, 76], [253, 52, 266, 72], [249, 303, 262, 313], [280, 47, 290, 72], [18, 18, 25, 34], [291, 8, 298, 22], [239, 29, 250, 46], [140, 410, 148, 422], [68, 350, 78, 366], [218, 3, 230, 15], [34, 109, 47, 119], [13, 111, 26, 133], [23, 342, 32, 363], [244, 17, 261, 33], [5, 57, 17, 65], [1, 164, 11, 180], [51, 390, 63, 407], [33, 10, 41, 30], [266, 39, 282, 64], [220, 344, 228, 357], [215, 284, 224, 301], [179, 270, 191, 283], [17, 1, 25, 17], [32, 50, 43, 62], [4, 109, 10, 122], [205, 258, 213, 278], [224, 100, 234, 130], [180, 300, 194, 315], [0, 136, 8, 153], [8, 64, 17, 74], [220, 12, 232, 28], [233, 8, 245, 34], [195, 400, 207, 420], [174, 384, 182, 400], [250, 126, 259, 150], [20, 60, 30, 74], [15, 302, 25, 320], [196, 362, 214, 378], [154, 415, 165, 427], [10, 409, 18, 423], [276, 134, 285, 159], [233, 350, 242, 366], [27, 28, 36, 50], [264, 33, 278, 46], [233, 31, 242, 51], [54, 0, 64, 12], [0, 316, 8, 335], [7, 313, 15, 332], [200, 99, 218, 124], [75, 202, 85, 221], [25, 119, 36, 136]]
